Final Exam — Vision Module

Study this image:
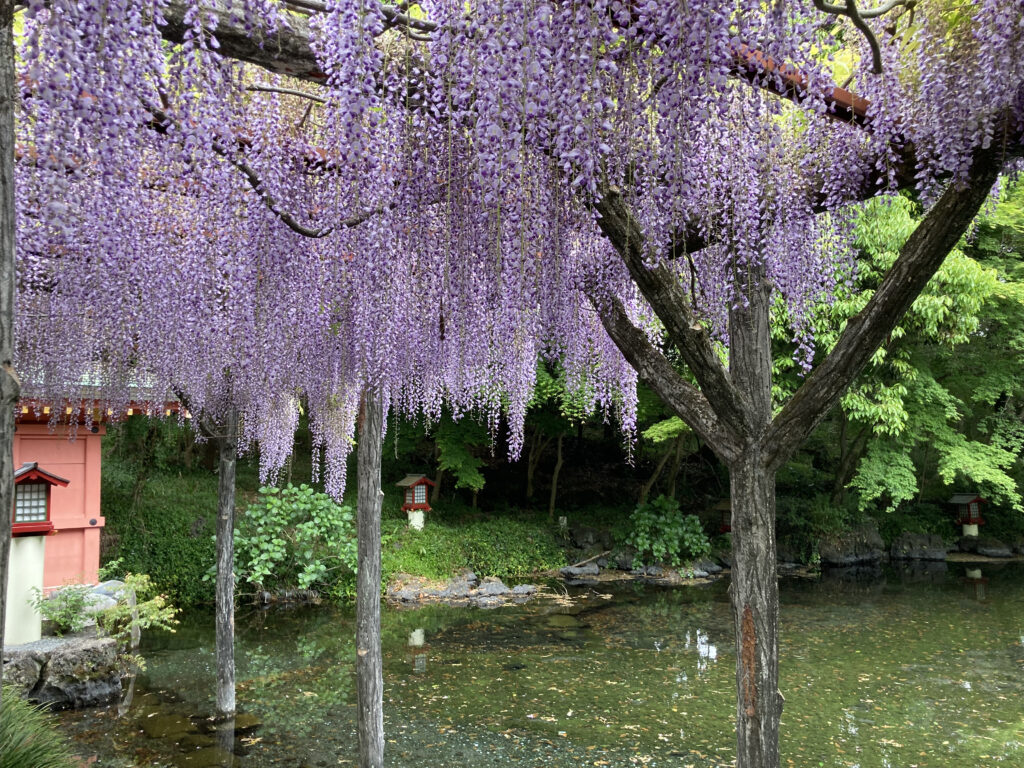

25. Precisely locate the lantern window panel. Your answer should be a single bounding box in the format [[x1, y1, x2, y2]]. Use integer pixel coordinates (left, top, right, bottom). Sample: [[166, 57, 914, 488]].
[[15, 483, 49, 523], [414, 485, 426, 504], [405, 488, 414, 505]]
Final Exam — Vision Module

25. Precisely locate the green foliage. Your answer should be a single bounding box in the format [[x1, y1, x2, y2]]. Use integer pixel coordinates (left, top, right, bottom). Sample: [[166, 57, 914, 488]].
[[434, 415, 488, 495], [29, 584, 91, 636], [850, 442, 920, 513], [382, 512, 565, 581], [231, 484, 358, 597], [0, 689, 76, 768], [776, 494, 861, 561], [871, 502, 951, 545], [626, 495, 710, 567], [102, 465, 218, 607], [94, 566, 179, 673], [641, 417, 690, 444]]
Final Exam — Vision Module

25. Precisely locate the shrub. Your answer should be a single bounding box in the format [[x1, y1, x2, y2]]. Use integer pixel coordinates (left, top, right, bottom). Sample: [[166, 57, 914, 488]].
[[231, 484, 358, 597], [94, 565, 179, 673], [0, 688, 76, 768], [29, 585, 92, 636], [626, 495, 711, 567]]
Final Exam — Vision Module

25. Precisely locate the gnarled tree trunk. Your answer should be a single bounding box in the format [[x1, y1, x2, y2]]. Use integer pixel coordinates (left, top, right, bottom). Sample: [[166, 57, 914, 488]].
[[356, 387, 385, 768]]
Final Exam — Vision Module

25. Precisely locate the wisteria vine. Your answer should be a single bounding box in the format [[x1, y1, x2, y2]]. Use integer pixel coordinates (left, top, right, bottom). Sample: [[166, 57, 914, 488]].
[[11, 0, 1024, 495]]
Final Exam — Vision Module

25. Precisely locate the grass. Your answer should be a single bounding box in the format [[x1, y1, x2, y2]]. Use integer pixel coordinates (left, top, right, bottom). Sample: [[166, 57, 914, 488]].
[[0, 690, 77, 768]]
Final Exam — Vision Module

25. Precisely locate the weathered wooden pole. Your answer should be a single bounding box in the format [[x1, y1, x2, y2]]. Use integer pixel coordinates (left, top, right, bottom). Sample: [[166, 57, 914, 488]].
[[356, 386, 385, 768], [0, 0, 22, 698], [215, 406, 239, 717]]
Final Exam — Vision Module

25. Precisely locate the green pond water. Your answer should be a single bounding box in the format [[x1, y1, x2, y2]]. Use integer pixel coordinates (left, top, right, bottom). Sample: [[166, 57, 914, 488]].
[[56, 562, 1024, 768]]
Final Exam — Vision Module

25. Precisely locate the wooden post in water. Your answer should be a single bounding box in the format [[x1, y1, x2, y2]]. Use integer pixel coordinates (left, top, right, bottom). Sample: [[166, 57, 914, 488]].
[[356, 387, 385, 768], [216, 406, 238, 717]]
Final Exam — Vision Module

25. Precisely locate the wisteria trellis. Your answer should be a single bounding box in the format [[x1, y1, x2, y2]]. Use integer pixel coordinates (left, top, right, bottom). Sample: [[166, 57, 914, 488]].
[[16, 0, 1022, 487], [6, 0, 1024, 765]]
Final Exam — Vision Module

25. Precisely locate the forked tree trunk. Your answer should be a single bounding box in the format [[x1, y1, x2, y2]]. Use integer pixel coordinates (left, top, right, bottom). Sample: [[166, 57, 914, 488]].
[[215, 406, 238, 717], [728, 271, 782, 768], [356, 387, 385, 768], [0, 0, 19, 697]]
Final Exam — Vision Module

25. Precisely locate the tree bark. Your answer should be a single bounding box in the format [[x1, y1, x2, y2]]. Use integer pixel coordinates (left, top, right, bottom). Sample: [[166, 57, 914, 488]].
[[547, 433, 564, 519], [726, 269, 782, 768], [215, 406, 238, 717], [356, 387, 385, 768], [0, 0, 21, 697]]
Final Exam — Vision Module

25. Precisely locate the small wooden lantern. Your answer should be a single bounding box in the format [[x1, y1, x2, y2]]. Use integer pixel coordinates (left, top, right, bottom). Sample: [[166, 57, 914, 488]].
[[948, 493, 986, 537], [12, 462, 69, 537], [396, 474, 434, 530]]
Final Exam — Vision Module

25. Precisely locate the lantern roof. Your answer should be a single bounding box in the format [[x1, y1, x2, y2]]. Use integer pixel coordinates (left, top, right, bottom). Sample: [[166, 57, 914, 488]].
[[396, 474, 435, 488], [14, 462, 70, 487], [948, 493, 984, 505]]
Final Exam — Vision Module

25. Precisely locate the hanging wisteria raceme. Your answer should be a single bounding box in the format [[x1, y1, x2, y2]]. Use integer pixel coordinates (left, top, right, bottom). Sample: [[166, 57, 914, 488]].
[[11, 0, 1024, 493]]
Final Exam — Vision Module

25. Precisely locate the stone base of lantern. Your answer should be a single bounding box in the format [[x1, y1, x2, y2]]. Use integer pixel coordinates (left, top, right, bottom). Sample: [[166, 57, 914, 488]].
[[407, 509, 424, 531], [4, 536, 46, 645], [962, 523, 979, 537]]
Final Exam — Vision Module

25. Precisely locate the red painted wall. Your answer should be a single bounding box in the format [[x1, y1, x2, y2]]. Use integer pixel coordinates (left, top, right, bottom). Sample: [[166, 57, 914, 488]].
[[14, 421, 105, 589]]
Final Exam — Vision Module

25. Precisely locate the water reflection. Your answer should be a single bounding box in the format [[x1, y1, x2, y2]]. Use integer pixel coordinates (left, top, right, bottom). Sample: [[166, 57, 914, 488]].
[[962, 566, 988, 601], [54, 565, 1024, 768]]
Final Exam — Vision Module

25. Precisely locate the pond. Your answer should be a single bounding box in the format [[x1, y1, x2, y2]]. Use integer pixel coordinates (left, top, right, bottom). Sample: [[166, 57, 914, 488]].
[[56, 562, 1024, 768]]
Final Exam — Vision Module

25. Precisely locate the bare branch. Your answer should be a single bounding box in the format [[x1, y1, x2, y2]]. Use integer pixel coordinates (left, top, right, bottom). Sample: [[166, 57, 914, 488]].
[[593, 185, 754, 445], [812, 0, 915, 74], [589, 291, 742, 462], [245, 84, 326, 104]]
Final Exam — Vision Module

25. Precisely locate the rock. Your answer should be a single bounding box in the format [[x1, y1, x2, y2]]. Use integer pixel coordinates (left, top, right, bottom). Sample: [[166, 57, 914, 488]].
[[2, 650, 45, 692], [976, 536, 1013, 558], [474, 595, 503, 608], [630, 564, 663, 577], [569, 525, 613, 550], [560, 563, 599, 577], [31, 636, 121, 711], [890, 532, 947, 561], [83, 592, 118, 615], [818, 523, 884, 566], [957, 535, 979, 554], [393, 588, 418, 602], [690, 569, 709, 578], [511, 584, 537, 595], [612, 547, 636, 571], [476, 577, 509, 596], [1013, 537, 1024, 556], [91, 579, 127, 599], [694, 558, 722, 574]]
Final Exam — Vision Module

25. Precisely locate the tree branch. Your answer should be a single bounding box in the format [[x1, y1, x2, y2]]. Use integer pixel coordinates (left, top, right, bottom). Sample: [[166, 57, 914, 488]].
[[593, 186, 753, 446], [590, 291, 742, 462], [764, 139, 1011, 470]]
